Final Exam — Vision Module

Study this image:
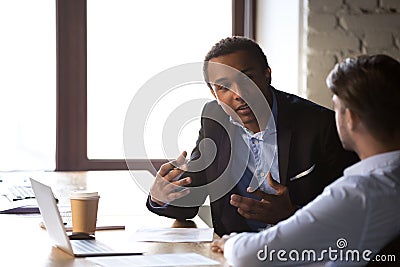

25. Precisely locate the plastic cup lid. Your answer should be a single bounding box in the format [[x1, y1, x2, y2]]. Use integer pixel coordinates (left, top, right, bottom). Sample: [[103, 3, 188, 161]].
[[70, 191, 99, 199]]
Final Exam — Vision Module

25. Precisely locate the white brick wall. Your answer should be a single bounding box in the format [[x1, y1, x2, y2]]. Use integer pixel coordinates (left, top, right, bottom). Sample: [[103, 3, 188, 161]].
[[305, 0, 400, 108], [382, 0, 400, 10]]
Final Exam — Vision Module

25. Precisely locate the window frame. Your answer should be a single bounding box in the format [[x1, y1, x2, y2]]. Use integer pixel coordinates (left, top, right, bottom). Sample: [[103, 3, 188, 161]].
[[56, 0, 255, 172]]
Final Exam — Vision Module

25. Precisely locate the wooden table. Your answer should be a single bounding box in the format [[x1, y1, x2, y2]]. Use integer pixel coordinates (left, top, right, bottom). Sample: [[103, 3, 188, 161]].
[[0, 171, 228, 266]]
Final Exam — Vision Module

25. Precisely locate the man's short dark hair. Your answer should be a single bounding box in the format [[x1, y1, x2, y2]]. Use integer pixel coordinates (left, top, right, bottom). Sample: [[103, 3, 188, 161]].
[[326, 54, 400, 142], [203, 36, 269, 88]]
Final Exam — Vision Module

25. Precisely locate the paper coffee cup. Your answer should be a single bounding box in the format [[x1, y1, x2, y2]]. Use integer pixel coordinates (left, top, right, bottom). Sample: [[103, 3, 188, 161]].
[[70, 191, 100, 235]]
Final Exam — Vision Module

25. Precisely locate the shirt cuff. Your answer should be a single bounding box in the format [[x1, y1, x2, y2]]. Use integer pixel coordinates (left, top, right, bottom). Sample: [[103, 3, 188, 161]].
[[148, 196, 169, 209], [223, 234, 243, 266]]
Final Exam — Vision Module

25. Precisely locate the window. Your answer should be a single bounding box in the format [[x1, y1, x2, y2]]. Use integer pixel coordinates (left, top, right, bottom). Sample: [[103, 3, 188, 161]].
[[0, 0, 256, 172], [25, 0, 254, 172], [256, 0, 302, 96], [0, 0, 56, 171], [87, 0, 231, 160]]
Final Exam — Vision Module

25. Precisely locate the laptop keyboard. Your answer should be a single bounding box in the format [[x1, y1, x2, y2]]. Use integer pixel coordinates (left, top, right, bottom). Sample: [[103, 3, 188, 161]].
[[72, 240, 115, 253], [60, 210, 72, 226], [3, 185, 35, 201]]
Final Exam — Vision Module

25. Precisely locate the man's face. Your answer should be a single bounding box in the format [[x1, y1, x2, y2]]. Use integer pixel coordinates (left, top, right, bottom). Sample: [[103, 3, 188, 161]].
[[207, 50, 271, 132], [332, 94, 354, 151]]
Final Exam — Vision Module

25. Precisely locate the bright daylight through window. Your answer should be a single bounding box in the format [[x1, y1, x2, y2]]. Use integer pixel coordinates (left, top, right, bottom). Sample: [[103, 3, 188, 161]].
[[87, 0, 232, 159], [0, 1, 56, 171]]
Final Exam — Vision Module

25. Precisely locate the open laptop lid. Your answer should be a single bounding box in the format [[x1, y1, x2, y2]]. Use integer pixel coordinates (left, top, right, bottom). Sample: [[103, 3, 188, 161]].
[[30, 178, 74, 256], [30, 178, 143, 257]]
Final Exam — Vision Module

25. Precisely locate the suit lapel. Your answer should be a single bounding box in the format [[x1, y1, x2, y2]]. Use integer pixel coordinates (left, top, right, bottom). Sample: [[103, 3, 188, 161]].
[[216, 132, 230, 176], [274, 89, 293, 185], [278, 126, 291, 185]]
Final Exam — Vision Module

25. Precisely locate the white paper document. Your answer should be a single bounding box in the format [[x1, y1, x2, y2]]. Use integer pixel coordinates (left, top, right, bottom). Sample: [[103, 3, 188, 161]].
[[89, 253, 219, 266], [132, 227, 214, 242]]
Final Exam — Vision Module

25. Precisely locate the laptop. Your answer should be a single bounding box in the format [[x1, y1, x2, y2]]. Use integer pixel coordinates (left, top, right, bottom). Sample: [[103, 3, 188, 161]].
[[30, 178, 142, 257], [0, 178, 39, 214]]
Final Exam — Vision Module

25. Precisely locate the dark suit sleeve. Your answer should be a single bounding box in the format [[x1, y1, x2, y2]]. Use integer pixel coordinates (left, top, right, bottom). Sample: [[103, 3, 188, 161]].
[[146, 195, 199, 220]]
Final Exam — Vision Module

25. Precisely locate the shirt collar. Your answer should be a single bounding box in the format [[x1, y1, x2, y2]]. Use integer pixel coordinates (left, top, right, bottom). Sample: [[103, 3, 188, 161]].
[[344, 150, 400, 176]]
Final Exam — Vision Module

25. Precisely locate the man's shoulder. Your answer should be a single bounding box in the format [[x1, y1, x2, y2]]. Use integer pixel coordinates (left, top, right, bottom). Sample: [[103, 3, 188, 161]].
[[274, 88, 330, 110], [201, 100, 229, 121], [202, 100, 222, 113], [274, 88, 334, 118]]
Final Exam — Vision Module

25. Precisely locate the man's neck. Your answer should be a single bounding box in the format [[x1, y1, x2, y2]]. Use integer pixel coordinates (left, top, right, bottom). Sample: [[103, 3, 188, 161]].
[[244, 123, 261, 133], [356, 136, 400, 160]]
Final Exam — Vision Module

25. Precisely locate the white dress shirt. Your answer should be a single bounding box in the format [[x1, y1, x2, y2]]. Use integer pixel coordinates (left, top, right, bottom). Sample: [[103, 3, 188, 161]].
[[223, 150, 400, 266]]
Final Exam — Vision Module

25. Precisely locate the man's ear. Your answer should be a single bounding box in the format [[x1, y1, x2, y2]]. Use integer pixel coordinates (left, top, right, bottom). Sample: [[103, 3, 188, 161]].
[[266, 67, 272, 85], [345, 108, 360, 131], [210, 89, 216, 98]]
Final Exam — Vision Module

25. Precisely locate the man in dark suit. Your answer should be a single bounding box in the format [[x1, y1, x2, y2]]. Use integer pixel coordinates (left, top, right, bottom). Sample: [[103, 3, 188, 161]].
[[147, 37, 357, 237]]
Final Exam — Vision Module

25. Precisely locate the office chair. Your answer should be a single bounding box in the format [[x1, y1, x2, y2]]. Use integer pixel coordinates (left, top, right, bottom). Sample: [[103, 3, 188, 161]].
[[198, 205, 213, 228]]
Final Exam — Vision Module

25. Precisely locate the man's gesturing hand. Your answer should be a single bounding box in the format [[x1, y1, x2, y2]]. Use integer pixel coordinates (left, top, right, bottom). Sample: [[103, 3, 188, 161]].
[[150, 151, 192, 206], [230, 172, 297, 224]]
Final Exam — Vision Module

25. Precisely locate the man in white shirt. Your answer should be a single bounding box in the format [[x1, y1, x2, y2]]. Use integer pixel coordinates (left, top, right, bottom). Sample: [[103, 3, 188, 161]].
[[211, 54, 400, 266]]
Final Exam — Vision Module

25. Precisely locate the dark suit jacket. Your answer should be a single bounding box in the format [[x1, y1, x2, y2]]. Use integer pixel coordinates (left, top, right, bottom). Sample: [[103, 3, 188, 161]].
[[147, 87, 358, 236]]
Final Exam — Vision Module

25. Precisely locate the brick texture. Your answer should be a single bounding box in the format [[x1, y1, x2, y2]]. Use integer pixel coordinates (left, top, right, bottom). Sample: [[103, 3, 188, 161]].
[[304, 0, 400, 108], [381, 0, 400, 10]]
